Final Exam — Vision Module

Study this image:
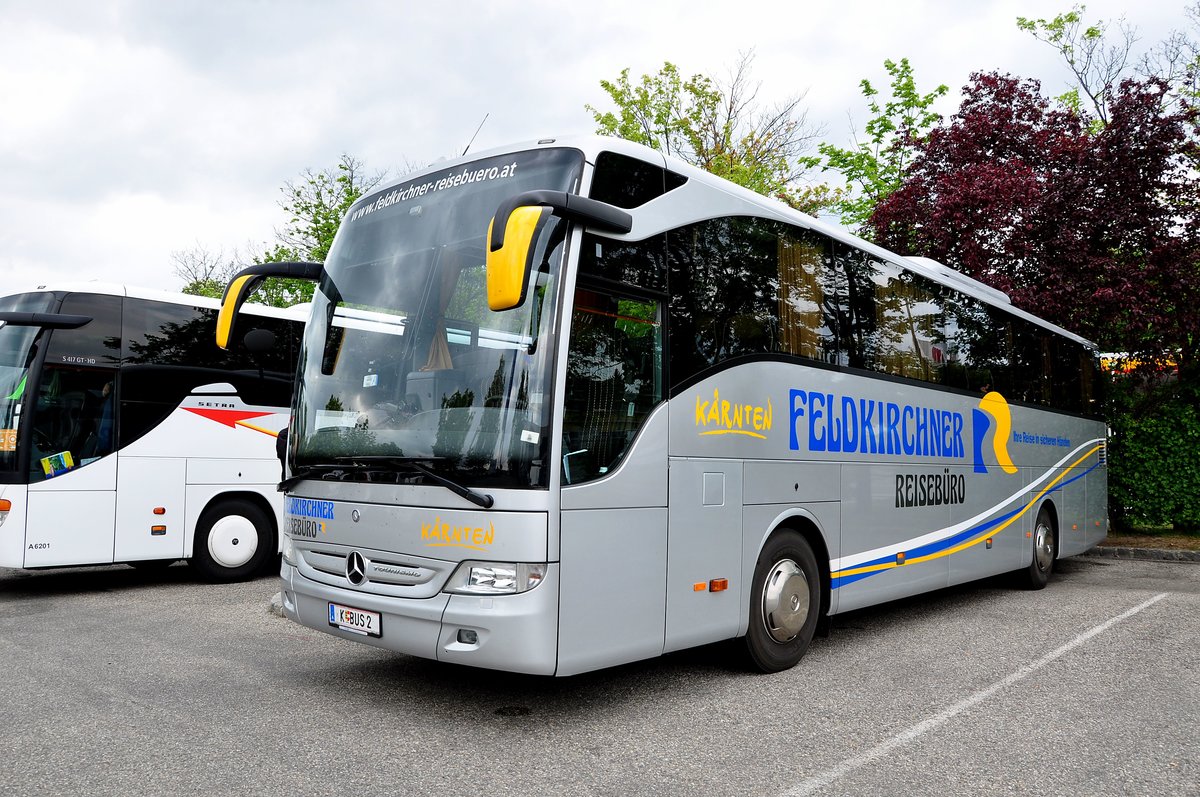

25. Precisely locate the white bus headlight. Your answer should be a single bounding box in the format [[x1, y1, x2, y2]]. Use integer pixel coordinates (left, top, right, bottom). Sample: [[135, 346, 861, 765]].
[[281, 534, 297, 566], [444, 561, 546, 595]]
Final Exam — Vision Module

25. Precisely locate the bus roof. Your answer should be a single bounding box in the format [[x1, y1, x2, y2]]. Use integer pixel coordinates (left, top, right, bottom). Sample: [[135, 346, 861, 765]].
[[378, 135, 1095, 350], [1, 281, 309, 323]]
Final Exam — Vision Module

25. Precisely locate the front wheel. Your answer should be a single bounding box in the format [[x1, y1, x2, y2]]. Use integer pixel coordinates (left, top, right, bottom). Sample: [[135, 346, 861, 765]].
[[190, 498, 274, 583], [744, 531, 822, 673]]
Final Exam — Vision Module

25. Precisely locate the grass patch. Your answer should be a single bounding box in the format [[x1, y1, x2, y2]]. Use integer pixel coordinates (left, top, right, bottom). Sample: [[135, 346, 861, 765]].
[[1102, 524, 1200, 551]]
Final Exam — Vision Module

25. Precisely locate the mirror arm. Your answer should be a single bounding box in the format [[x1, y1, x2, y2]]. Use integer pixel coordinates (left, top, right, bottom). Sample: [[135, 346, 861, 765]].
[[0, 312, 92, 329], [217, 261, 323, 350], [489, 191, 632, 252]]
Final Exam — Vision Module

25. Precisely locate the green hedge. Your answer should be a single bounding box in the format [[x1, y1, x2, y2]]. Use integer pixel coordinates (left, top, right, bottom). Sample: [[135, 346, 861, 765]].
[[1106, 374, 1200, 532]]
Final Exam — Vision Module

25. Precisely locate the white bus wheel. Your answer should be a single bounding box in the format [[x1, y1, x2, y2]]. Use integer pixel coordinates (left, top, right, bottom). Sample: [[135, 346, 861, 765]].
[[191, 499, 273, 583], [744, 530, 821, 673]]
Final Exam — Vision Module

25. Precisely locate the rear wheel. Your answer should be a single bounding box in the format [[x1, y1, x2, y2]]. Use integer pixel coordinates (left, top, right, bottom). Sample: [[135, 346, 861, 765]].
[[190, 498, 273, 583], [744, 530, 821, 673], [1016, 506, 1057, 590]]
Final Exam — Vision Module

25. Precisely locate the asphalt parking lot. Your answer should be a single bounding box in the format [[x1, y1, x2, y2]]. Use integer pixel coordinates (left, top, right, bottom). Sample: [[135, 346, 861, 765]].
[[1, 555, 1196, 797]]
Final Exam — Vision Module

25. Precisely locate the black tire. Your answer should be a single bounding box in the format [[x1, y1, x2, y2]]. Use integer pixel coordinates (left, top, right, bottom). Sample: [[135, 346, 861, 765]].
[[1016, 506, 1057, 590], [190, 498, 274, 583], [744, 530, 822, 673]]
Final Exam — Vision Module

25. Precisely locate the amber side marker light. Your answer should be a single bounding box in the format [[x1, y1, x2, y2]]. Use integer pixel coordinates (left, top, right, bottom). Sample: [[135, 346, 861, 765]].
[[153, 507, 166, 515], [0, 499, 10, 512], [150, 525, 167, 536], [709, 578, 729, 592], [693, 582, 707, 592]]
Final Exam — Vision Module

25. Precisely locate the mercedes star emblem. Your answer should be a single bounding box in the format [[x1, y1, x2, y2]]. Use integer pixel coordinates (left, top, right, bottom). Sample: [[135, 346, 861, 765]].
[[346, 551, 368, 585]]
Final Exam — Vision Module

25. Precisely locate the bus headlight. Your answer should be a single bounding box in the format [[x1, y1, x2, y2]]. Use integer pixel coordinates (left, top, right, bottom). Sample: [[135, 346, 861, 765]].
[[281, 534, 297, 566], [444, 561, 546, 595]]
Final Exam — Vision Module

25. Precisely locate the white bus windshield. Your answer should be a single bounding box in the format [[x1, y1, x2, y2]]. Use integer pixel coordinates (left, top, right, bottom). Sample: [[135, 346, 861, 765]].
[[292, 147, 584, 489], [0, 293, 57, 478]]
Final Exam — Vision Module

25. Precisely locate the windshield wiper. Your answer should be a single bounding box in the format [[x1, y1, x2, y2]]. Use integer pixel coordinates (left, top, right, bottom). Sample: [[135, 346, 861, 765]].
[[277, 463, 371, 492], [333, 456, 495, 509], [278, 468, 323, 492]]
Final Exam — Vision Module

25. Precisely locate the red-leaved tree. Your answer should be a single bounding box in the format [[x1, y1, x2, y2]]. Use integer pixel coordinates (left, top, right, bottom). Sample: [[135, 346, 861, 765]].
[[871, 72, 1200, 370]]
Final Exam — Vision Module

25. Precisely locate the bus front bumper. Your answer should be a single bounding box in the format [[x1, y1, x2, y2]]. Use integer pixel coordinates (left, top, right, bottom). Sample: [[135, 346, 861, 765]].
[[280, 561, 561, 675]]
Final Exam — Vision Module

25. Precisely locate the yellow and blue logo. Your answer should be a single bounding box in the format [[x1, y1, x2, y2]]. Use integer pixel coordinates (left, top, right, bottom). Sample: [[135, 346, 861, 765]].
[[971, 391, 1018, 475]]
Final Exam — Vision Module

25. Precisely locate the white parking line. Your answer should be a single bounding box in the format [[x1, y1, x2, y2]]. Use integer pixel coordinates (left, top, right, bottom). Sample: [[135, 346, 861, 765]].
[[783, 592, 1170, 797]]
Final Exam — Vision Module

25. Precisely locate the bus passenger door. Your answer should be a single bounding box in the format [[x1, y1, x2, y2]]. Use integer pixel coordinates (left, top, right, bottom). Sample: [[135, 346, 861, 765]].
[[25, 461, 117, 567], [557, 287, 668, 677], [24, 365, 119, 567], [664, 459, 743, 652]]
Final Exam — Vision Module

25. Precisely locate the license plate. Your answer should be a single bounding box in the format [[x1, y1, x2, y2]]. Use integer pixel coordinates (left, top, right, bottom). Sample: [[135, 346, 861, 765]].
[[328, 602, 382, 637]]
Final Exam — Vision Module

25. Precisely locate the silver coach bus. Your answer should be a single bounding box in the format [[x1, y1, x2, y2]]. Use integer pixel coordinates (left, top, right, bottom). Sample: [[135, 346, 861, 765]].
[[218, 136, 1106, 675]]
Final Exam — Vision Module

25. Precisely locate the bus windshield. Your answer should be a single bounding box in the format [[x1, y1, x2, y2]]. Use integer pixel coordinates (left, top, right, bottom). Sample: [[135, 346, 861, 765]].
[[0, 292, 57, 476], [292, 147, 584, 490]]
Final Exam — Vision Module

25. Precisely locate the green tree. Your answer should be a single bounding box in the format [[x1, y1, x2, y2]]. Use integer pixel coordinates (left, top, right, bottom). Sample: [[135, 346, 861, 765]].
[[818, 58, 948, 235], [1017, 5, 1135, 123], [586, 53, 833, 213], [255, 154, 387, 306], [266, 154, 385, 265], [174, 154, 386, 306], [171, 243, 240, 300], [1018, 3, 1200, 121]]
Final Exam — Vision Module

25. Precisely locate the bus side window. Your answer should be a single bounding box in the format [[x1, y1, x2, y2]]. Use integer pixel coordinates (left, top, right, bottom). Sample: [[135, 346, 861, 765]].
[[31, 367, 117, 476], [562, 288, 663, 484], [28, 293, 121, 480]]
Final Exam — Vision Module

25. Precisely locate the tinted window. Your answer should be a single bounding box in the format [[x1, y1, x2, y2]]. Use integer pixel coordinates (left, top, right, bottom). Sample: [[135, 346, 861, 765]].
[[119, 299, 300, 445], [871, 261, 947, 382], [579, 233, 667, 293], [0, 292, 57, 478], [667, 217, 838, 388], [124, 299, 209, 365], [589, 151, 686, 209], [52, 293, 123, 366], [562, 286, 663, 484], [777, 231, 838, 362], [661, 217, 1095, 414], [27, 293, 122, 481]]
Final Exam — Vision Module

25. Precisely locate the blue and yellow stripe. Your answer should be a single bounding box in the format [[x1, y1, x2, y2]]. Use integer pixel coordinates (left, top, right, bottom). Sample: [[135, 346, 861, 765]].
[[830, 439, 1105, 590]]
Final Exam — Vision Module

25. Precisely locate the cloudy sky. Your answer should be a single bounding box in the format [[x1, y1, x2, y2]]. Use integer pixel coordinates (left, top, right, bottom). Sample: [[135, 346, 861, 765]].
[[0, 0, 1187, 294]]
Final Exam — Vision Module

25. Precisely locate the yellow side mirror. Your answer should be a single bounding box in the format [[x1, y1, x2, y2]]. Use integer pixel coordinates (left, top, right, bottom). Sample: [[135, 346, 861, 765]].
[[215, 261, 324, 349], [216, 273, 264, 350], [486, 205, 551, 311], [484, 189, 633, 312]]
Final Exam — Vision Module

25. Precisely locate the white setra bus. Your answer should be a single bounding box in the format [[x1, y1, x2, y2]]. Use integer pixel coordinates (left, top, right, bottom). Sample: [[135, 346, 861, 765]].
[[0, 282, 305, 581], [218, 136, 1107, 674]]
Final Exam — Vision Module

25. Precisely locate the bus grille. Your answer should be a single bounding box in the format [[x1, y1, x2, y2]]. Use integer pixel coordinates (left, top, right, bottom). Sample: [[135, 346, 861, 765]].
[[297, 547, 445, 598]]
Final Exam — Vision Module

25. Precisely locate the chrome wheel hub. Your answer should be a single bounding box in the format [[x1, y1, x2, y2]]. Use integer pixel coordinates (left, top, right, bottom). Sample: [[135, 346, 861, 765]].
[[761, 558, 809, 643], [1034, 521, 1055, 573]]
